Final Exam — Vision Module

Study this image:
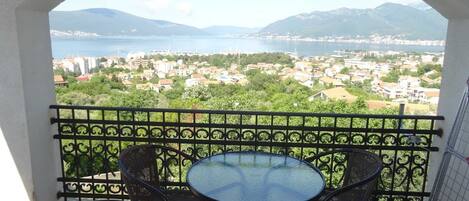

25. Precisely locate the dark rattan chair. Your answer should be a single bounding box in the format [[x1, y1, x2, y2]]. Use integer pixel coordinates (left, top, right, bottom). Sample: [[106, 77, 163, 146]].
[[305, 148, 383, 201], [119, 144, 198, 201]]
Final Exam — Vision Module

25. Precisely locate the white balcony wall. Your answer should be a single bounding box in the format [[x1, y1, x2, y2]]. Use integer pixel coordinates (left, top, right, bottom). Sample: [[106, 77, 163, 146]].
[[425, 0, 469, 198], [0, 0, 62, 200]]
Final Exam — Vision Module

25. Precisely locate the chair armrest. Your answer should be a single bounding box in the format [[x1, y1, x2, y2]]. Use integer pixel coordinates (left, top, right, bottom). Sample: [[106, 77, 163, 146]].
[[317, 165, 382, 201], [121, 170, 170, 201], [158, 145, 198, 163]]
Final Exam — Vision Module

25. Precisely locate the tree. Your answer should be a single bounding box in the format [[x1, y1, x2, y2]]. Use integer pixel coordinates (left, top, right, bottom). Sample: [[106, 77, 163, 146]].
[[183, 86, 213, 101], [246, 70, 278, 91], [381, 69, 400, 83], [104, 89, 159, 108], [340, 67, 351, 74], [417, 64, 442, 76], [137, 64, 144, 73]]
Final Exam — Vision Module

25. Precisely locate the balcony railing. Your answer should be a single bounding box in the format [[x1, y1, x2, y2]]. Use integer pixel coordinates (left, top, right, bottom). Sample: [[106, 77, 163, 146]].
[[50, 105, 444, 201]]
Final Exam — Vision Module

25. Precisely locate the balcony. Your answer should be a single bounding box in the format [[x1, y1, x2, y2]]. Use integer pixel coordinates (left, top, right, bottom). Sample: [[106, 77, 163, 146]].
[[50, 105, 444, 200], [3, 0, 469, 200]]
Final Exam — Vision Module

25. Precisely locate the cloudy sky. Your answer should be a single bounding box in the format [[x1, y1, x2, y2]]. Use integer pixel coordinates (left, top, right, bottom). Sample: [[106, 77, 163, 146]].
[[54, 0, 425, 28]]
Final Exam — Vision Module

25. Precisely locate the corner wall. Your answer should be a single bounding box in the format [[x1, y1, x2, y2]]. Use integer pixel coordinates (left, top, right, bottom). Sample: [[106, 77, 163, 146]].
[[0, 0, 62, 200], [428, 19, 469, 194]]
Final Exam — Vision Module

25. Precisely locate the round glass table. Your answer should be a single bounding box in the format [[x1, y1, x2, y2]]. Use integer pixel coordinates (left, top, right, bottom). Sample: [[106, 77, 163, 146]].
[[187, 151, 325, 201]]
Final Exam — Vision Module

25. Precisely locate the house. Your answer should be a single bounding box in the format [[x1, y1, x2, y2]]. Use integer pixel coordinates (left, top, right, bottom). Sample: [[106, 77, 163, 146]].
[[301, 80, 315, 88], [409, 88, 440, 104], [375, 63, 391, 73], [294, 61, 312, 71], [128, 58, 150, 70], [319, 77, 344, 87], [53, 75, 68, 86], [175, 68, 191, 77], [185, 76, 209, 88], [309, 87, 357, 103], [143, 69, 155, 80], [344, 58, 375, 70], [293, 71, 312, 83], [351, 76, 367, 83], [136, 83, 159, 92], [349, 70, 370, 78], [158, 79, 174, 90], [421, 55, 435, 63], [185, 78, 201, 88], [324, 68, 337, 77], [379, 82, 406, 99], [398, 76, 420, 91], [421, 76, 441, 85], [312, 72, 324, 79], [154, 60, 175, 74], [117, 72, 131, 81], [335, 74, 351, 82], [76, 74, 92, 82], [122, 80, 133, 86], [423, 90, 440, 105], [191, 73, 205, 79]]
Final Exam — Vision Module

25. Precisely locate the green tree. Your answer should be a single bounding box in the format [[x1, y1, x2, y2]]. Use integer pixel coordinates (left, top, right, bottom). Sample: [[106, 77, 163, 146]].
[[381, 69, 400, 83], [340, 67, 351, 74]]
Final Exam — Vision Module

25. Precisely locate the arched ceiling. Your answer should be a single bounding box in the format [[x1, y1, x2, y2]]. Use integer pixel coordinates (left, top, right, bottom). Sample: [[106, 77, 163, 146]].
[[425, 0, 469, 19], [16, 0, 63, 11]]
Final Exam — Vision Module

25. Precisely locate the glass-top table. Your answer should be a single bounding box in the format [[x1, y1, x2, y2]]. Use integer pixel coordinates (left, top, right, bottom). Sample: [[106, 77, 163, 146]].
[[187, 151, 325, 201]]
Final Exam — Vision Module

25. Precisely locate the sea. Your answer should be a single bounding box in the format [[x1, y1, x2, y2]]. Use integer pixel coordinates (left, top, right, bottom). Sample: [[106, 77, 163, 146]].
[[51, 36, 445, 59]]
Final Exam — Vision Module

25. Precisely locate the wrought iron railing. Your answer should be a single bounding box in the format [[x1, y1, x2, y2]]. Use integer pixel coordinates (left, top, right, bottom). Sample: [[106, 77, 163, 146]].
[[50, 105, 444, 201]]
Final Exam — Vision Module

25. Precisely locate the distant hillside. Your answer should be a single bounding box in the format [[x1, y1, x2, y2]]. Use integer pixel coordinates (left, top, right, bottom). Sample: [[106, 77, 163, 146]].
[[50, 8, 207, 36], [203, 26, 260, 35], [260, 3, 447, 40]]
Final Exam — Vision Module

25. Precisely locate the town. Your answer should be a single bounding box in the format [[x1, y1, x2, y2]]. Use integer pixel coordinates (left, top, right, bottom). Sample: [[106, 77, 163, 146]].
[[53, 50, 443, 114]]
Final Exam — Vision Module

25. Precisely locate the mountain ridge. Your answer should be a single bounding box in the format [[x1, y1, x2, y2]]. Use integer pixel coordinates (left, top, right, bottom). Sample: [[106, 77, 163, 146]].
[[50, 3, 447, 40], [260, 3, 447, 40], [50, 8, 208, 36]]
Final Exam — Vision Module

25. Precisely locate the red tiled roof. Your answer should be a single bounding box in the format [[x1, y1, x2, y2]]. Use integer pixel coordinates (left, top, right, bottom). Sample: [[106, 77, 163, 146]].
[[158, 79, 173, 85]]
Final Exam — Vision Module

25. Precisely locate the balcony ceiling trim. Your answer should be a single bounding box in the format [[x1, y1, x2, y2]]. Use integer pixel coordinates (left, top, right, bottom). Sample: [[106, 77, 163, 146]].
[[425, 0, 469, 19]]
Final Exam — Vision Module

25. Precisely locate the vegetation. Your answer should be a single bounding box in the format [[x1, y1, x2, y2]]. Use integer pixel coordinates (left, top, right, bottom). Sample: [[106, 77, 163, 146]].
[[149, 53, 294, 68], [417, 64, 442, 76], [381, 68, 401, 83], [346, 81, 387, 101], [55, 59, 435, 199]]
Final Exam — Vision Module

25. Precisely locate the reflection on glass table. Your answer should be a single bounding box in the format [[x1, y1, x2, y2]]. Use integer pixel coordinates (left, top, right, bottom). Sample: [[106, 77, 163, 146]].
[[187, 151, 325, 201]]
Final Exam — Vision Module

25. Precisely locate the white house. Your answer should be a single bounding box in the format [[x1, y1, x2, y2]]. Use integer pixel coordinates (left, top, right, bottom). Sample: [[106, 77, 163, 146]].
[[398, 76, 421, 91], [409, 87, 440, 104], [344, 58, 375, 70], [379, 82, 406, 99]]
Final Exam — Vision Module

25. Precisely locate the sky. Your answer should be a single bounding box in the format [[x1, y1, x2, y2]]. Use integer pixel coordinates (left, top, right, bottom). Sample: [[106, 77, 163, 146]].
[[54, 0, 424, 28]]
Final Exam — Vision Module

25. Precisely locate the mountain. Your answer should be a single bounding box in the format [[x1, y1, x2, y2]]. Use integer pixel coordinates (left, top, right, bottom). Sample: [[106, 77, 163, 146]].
[[408, 2, 432, 10], [49, 8, 207, 37], [203, 26, 260, 35], [260, 3, 447, 40]]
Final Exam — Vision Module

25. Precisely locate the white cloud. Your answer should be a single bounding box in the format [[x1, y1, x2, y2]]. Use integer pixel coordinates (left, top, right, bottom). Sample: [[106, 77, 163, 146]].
[[143, 0, 171, 11], [177, 2, 193, 16]]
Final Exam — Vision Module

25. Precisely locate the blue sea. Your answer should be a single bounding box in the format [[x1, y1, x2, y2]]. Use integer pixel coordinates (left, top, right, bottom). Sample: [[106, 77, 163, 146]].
[[51, 36, 444, 59]]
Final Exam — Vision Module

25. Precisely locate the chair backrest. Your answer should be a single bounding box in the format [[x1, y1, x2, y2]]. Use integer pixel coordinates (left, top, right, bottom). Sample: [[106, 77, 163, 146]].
[[307, 149, 383, 201], [119, 144, 197, 201]]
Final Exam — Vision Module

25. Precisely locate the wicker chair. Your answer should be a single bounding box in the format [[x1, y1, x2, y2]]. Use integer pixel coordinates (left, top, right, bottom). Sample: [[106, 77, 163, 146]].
[[119, 144, 198, 201], [306, 149, 383, 201]]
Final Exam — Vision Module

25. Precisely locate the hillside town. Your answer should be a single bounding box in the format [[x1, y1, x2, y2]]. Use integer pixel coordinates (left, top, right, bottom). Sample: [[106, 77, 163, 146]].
[[253, 34, 446, 46], [53, 50, 443, 114]]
